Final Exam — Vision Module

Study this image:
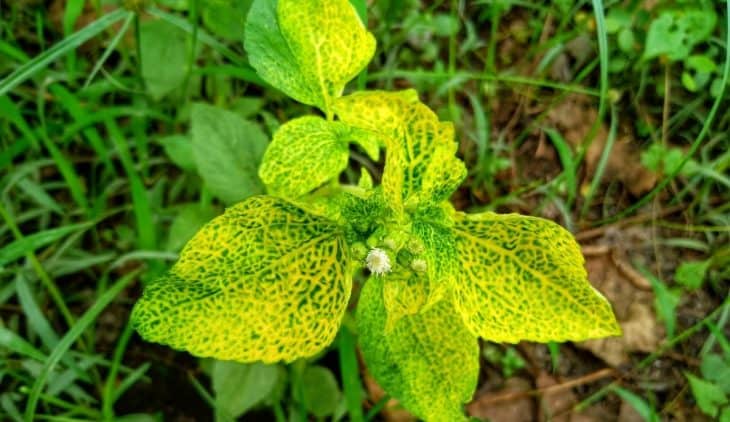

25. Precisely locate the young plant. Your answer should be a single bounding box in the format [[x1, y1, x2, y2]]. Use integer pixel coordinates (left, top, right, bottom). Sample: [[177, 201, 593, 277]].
[[131, 0, 621, 419]]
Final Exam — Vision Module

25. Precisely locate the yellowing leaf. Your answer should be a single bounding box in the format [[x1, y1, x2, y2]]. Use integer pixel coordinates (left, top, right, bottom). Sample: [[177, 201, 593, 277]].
[[358, 277, 479, 421], [382, 271, 430, 331], [334, 90, 465, 212], [259, 116, 382, 198], [450, 212, 621, 343], [131, 196, 351, 363], [259, 116, 350, 198], [245, 0, 375, 113], [277, 0, 375, 113]]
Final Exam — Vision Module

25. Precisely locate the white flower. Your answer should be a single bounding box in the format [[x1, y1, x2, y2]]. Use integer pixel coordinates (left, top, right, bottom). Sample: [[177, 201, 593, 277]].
[[366, 248, 392, 276]]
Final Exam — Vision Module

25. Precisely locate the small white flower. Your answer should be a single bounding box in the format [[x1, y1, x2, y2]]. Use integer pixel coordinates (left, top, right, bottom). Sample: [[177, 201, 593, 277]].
[[366, 248, 392, 276]]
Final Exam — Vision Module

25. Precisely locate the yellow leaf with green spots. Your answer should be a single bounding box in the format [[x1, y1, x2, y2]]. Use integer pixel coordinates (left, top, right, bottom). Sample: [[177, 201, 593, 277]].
[[358, 277, 479, 422], [259, 116, 381, 198], [450, 212, 621, 343], [245, 0, 375, 113], [382, 270, 430, 331], [131, 196, 351, 363], [259, 116, 350, 198], [334, 90, 466, 212]]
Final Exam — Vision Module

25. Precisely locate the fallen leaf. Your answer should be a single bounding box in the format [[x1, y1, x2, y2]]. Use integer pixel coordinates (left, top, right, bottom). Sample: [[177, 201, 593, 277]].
[[546, 95, 657, 196], [577, 249, 663, 367], [467, 377, 535, 422]]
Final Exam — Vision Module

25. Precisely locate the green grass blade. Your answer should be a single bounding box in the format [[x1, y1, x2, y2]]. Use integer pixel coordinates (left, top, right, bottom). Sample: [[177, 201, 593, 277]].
[[0, 8, 130, 97], [0, 326, 48, 361], [0, 222, 91, 267], [580, 105, 617, 218], [84, 12, 135, 88], [23, 269, 140, 421], [544, 128, 577, 207], [338, 327, 364, 422], [49, 84, 116, 175], [105, 121, 156, 251]]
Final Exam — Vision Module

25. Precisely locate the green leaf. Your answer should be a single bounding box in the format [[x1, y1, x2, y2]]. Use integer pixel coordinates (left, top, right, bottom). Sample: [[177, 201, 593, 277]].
[[131, 196, 351, 363], [610, 386, 659, 422], [190, 103, 268, 204], [212, 360, 279, 421], [701, 354, 730, 393], [647, 272, 680, 339], [139, 19, 189, 100], [643, 9, 717, 62], [358, 276, 479, 421], [300, 365, 342, 417], [202, 0, 253, 41], [334, 90, 465, 212], [244, 0, 375, 113], [450, 212, 621, 342], [259, 116, 350, 198], [675, 260, 711, 291], [159, 135, 196, 171], [686, 372, 728, 418]]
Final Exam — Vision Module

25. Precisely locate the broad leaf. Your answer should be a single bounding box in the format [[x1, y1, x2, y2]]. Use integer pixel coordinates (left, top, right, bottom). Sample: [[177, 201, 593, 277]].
[[259, 116, 350, 198], [300, 365, 342, 418], [358, 277, 479, 421], [334, 91, 465, 212], [212, 360, 279, 421], [191, 103, 268, 204], [450, 212, 621, 342], [245, 0, 375, 113], [643, 9, 717, 62], [202, 0, 252, 41], [132, 196, 351, 363], [139, 19, 188, 100]]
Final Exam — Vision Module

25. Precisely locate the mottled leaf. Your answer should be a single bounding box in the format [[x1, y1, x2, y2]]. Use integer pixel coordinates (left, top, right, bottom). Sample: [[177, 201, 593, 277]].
[[245, 0, 375, 113], [450, 212, 621, 343], [132, 196, 351, 363], [259, 116, 350, 198], [358, 277, 478, 421], [334, 90, 465, 212]]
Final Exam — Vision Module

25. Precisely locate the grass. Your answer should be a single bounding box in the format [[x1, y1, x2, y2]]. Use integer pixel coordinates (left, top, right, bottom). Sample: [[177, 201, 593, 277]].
[[0, 0, 728, 420]]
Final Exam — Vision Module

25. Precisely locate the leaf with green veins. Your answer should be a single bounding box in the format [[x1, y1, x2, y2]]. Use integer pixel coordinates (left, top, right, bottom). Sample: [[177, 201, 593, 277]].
[[335, 90, 465, 211], [347, 126, 380, 161], [259, 116, 351, 198], [131, 196, 351, 363], [358, 277, 479, 421], [245, 0, 375, 113], [191, 103, 268, 204], [277, 0, 376, 113], [334, 89, 420, 138], [382, 271, 431, 331], [450, 212, 621, 343]]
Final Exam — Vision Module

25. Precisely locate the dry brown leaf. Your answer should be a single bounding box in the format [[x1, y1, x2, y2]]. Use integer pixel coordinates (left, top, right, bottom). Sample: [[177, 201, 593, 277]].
[[576, 252, 663, 367], [546, 95, 657, 196], [467, 377, 535, 422]]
